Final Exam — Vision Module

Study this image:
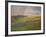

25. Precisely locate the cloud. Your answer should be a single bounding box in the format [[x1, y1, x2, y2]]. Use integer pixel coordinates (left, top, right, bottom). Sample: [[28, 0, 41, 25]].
[[11, 5, 41, 16]]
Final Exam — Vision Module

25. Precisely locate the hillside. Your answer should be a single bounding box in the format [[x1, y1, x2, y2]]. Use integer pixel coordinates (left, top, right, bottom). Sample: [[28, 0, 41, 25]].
[[11, 16, 41, 31]]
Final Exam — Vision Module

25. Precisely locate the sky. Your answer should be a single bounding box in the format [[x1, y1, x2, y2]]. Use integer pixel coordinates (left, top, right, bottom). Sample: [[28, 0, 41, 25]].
[[11, 5, 41, 16]]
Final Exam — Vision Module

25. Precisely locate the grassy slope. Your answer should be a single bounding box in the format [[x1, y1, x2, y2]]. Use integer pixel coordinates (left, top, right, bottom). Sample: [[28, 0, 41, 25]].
[[11, 16, 41, 31]]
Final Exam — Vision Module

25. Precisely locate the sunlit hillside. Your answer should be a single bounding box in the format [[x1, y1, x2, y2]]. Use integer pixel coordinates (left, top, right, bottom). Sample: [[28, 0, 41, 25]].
[[11, 16, 41, 31]]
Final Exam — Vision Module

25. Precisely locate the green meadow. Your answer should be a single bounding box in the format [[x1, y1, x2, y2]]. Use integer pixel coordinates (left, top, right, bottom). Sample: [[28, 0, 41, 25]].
[[11, 16, 41, 31]]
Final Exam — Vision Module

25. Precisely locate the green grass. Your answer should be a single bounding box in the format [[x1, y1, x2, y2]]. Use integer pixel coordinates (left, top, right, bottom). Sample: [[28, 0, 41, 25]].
[[11, 16, 41, 31]]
